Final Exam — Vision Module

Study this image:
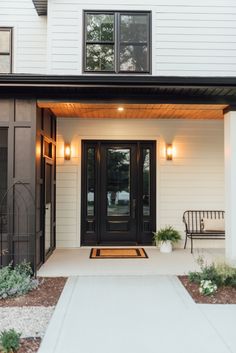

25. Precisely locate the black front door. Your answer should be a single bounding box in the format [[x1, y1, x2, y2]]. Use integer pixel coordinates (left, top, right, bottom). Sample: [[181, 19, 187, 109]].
[[81, 141, 156, 245], [100, 143, 137, 243]]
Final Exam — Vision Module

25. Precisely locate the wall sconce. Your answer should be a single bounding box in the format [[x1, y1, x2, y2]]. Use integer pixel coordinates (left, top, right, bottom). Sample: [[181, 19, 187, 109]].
[[166, 143, 173, 161], [64, 143, 71, 160]]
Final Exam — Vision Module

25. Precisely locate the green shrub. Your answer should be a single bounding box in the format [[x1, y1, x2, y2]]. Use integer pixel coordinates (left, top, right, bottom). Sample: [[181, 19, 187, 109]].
[[188, 271, 202, 283], [15, 261, 33, 277], [201, 264, 222, 286], [0, 329, 21, 353], [188, 256, 236, 290], [215, 263, 236, 287], [188, 265, 222, 286], [0, 261, 38, 299]]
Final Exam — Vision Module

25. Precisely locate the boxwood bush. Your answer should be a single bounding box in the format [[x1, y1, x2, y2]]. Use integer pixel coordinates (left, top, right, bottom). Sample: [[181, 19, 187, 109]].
[[0, 261, 38, 299]]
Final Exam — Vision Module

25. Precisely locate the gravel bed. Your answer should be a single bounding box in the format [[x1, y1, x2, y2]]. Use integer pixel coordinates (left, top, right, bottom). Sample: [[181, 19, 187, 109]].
[[0, 306, 54, 338]]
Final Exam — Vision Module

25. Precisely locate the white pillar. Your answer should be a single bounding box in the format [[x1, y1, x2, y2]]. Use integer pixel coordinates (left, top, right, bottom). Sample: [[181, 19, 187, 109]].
[[224, 110, 236, 265]]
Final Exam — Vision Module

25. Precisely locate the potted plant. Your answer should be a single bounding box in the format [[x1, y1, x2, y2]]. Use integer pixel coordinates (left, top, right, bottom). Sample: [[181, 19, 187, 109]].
[[153, 226, 181, 253]]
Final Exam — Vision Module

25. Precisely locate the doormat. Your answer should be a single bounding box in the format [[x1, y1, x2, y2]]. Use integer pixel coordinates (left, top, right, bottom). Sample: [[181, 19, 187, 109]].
[[90, 248, 148, 259]]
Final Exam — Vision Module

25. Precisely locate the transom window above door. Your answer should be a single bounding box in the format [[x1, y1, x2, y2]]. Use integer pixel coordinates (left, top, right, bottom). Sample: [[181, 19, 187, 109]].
[[84, 11, 151, 73], [0, 28, 12, 73]]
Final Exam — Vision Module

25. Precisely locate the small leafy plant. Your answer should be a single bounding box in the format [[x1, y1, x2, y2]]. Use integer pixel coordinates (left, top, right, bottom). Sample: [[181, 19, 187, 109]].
[[0, 329, 21, 353], [153, 226, 181, 245], [199, 280, 217, 296], [0, 261, 38, 299]]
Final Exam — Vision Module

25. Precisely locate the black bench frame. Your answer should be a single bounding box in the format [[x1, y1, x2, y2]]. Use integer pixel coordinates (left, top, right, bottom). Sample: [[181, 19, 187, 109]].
[[183, 210, 225, 253]]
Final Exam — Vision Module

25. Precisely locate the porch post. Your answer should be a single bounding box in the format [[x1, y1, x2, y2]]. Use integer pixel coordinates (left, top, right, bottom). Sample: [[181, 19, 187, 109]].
[[224, 110, 236, 265]]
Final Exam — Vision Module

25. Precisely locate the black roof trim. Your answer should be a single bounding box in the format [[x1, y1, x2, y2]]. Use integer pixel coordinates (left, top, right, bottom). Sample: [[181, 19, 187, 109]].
[[32, 0, 47, 16], [0, 74, 236, 87], [0, 74, 236, 104]]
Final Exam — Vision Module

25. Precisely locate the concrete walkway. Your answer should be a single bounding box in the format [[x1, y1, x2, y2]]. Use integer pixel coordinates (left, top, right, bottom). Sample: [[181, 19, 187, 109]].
[[38, 275, 236, 353]]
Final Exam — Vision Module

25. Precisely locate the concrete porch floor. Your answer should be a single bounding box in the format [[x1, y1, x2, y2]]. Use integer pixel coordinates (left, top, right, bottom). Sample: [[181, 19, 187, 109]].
[[38, 247, 225, 277]]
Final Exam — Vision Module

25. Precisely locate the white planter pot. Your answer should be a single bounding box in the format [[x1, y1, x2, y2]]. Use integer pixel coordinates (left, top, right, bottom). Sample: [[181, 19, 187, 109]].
[[159, 241, 172, 253]]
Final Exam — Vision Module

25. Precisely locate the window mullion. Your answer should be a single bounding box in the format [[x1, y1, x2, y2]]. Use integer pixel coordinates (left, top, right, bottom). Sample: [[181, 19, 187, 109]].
[[86, 41, 115, 45], [115, 13, 119, 74]]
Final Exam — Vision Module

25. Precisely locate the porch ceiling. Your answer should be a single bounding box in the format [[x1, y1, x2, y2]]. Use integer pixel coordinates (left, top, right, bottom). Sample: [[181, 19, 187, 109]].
[[37, 102, 227, 120]]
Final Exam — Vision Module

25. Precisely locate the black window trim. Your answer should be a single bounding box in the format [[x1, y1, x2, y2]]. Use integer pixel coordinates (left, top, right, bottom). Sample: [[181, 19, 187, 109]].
[[0, 27, 13, 74], [83, 10, 151, 75]]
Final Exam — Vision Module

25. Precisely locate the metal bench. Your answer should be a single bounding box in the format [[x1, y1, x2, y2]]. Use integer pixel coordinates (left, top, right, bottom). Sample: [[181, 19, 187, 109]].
[[183, 210, 225, 253]]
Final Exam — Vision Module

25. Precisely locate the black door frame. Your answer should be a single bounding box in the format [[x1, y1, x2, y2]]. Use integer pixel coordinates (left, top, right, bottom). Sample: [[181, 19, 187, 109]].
[[81, 140, 156, 246], [42, 156, 55, 262]]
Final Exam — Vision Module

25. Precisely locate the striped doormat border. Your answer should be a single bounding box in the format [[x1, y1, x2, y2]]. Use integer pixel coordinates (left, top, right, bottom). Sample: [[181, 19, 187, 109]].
[[90, 248, 148, 259]]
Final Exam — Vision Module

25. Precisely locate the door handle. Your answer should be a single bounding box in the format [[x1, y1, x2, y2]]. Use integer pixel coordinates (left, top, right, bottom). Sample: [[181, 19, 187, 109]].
[[132, 199, 136, 219]]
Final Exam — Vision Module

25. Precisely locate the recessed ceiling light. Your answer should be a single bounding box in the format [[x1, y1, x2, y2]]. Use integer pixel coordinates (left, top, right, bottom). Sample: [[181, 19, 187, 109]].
[[117, 106, 124, 112]]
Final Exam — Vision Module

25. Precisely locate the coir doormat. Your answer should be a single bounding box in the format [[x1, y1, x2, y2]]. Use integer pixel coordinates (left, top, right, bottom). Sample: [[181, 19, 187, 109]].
[[90, 248, 148, 259]]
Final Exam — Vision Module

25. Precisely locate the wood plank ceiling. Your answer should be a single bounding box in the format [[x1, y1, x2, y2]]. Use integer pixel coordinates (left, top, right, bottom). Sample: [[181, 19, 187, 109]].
[[37, 102, 228, 120]]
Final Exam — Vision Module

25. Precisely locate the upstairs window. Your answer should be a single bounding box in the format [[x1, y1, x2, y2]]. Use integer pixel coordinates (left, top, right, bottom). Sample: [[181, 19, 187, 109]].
[[0, 28, 12, 73], [84, 11, 151, 74]]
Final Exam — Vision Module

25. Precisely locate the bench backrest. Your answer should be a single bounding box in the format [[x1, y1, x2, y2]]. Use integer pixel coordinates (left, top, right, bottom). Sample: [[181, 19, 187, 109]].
[[183, 210, 225, 233]]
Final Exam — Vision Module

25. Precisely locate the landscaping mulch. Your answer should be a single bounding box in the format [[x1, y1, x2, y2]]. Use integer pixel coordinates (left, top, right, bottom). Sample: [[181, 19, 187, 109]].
[[17, 338, 41, 353], [0, 277, 67, 307], [179, 275, 236, 304]]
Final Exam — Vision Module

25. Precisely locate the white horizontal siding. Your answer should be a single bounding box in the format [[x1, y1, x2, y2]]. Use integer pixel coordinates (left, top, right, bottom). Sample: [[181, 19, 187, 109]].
[[0, 0, 47, 74], [158, 119, 224, 248], [47, 0, 236, 76], [154, 4, 236, 76], [56, 153, 79, 247], [56, 118, 224, 249], [3, 0, 235, 76]]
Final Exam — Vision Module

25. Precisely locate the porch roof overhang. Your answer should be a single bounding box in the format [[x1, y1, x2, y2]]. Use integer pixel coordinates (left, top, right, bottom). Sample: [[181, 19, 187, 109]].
[[0, 74, 236, 106]]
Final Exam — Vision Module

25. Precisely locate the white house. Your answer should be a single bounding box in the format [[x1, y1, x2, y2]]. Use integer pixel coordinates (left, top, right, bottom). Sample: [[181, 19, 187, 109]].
[[0, 0, 236, 269]]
